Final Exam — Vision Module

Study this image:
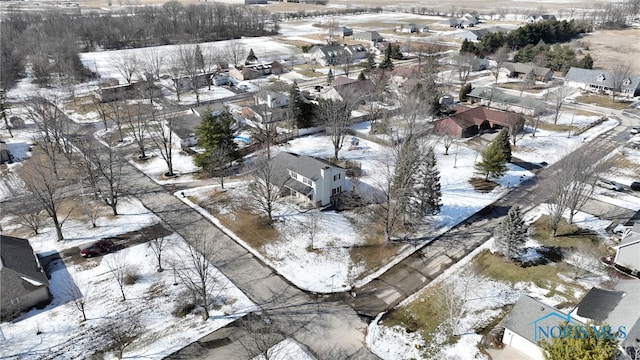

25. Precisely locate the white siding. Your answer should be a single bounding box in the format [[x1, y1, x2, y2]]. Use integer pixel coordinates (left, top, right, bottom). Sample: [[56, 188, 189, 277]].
[[502, 329, 543, 360], [615, 242, 640, 271]]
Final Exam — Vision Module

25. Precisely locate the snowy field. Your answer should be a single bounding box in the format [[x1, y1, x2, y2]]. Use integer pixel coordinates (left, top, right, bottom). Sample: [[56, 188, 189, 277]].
[[0, 197, 255, 359]]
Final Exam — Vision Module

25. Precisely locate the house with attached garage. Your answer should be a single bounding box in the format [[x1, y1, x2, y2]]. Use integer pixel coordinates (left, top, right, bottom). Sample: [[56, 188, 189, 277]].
[[434, 104, 525, 138], [1, 235, 51, 320], [501, 295, 583, 360], [352, 31, 384, 43], [466, 87, 547, 116], [270, 151, 346, 207], [565, 67, 640, 98], [310, 44, 367, 66], [503, 62, 553, 82], [525, 14, 557, 23]]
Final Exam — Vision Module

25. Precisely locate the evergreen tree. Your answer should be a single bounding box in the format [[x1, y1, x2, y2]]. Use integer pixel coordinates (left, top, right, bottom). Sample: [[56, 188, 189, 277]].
[[578, 53, 594, 69], [245, 48, 258, 65], [412, 147, 442, 216], [391, 44, 403, 60], [363, 52, 376, 73], [327, 68, 334, 84], [379, 43, 394, 70], [287, 81, 302, 129], [459, 83, 473, 102], [358, 71, 366, 80], [495, 128, 512, 162], [475, 141, 507, 181], [493, 205, 527, 258], [194, 110, 238, 169], [540, 322, 618, 360]]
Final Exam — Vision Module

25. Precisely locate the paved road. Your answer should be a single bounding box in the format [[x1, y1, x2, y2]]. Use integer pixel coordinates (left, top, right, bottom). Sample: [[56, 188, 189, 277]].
[[349, 120, 636, 317]]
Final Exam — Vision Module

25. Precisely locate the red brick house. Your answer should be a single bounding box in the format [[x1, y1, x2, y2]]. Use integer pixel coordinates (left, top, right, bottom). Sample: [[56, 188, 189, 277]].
[[434, 105, 525, 138]]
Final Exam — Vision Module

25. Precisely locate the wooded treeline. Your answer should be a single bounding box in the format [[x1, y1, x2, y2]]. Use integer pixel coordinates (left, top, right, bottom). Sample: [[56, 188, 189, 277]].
[[0, 1, 274, 90]]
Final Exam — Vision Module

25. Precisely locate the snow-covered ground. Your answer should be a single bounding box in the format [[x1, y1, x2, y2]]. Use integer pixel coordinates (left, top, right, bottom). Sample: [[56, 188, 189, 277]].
[[252, 338, 316, 360], [0, 197, 255, 359]]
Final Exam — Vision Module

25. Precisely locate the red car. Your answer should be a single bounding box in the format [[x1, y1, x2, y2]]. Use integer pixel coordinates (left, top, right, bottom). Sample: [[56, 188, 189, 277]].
[[80, 239, 115, 258]]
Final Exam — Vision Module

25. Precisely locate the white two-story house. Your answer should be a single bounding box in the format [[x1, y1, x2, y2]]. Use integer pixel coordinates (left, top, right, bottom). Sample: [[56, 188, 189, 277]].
[[271, 152, 346, 207]]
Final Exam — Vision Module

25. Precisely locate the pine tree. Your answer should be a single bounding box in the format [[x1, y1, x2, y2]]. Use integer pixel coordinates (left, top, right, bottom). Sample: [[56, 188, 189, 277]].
[[245, 48, 258, 65], [475, 141, 507, 181], [459, 83, 473, 102], [358, 71, 366, 80], [327, 68, 334, 84], [540, 322, 618, 360], [495, 128, 512, 162], [363, 52, 376, 73], [194, 110, 238, 169], [412, 147, 442, 216], [493, 205, 527, 258], [379, 43, 394, 70], [391, 44, 403, 60], [287, 81, 302, 129], [578, 53, 593, 69]]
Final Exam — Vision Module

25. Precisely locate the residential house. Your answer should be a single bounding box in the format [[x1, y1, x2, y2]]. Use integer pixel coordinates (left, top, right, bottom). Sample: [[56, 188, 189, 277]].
[[310, 44, 366, 66], [467, 87, 547, 116], [440, 18, 462, 27], [245, 0, 267, 4], [166, 110, 202, 149], [459, 13, 480, 27], [270, 151, 346, 207], [501, 295, 583, 360], [565, 67, 640, 98], [456, 27, 509, 42], [321, 76, 375, 102], [94, 81, 161, 103], [1, 235, 50, 320], [570, 280, 640, 359], [418, 25, 430, 33], [395, 23, 418, 33], [228, 61, 285, 81], [172, 72, 216, 92], [613, 222, 640, 275], [211, 73, 231, 86], [503, 62, 553, 82], [433, 104, 525, 138], [255, 90, 290, 108], [333, 26, 353, 36], [525, 14, 557, 23], [352, 31, 384, 43]]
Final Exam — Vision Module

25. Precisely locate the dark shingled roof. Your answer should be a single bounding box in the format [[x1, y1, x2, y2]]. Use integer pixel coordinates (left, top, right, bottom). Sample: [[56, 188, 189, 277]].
[[0, 235, 49, 305], [575, 287, 625, 322], [271, 152, 343, 181]]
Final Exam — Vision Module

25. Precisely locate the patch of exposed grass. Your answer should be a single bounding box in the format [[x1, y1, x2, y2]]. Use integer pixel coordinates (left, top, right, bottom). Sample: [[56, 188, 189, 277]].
[[575, 95, 632, 110], [573, 109, 600, 116], [217, 208, 279, 250], [469, 177, 499, 193], [382, 282, 448, 344], [609, 153, 640, 172], [536, 122, 576, 132], [530, 215, 601, 250], [497, 82, 548, 93], [294, 67, 324, 78]]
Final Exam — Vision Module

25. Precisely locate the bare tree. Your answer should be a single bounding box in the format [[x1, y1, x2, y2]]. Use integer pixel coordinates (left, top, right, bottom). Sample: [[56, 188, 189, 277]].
[[452, 53, 474, 83], [149, 109, 177, 176], [307, 211, 321, 249], [124, 102, 150, 159], [442, 132, 453, 155], [110, 53, 138, 84], [166, 51, 184, 102], [16, 200, 45, 235], [609, 62, 632, 103], [0, 93, 13, 138], [238, 313, 286, 360], [105, 100, 126, 143], [437, 270, 478, 337], [248, 158, 288, 223], [316, 97, 355, 160], [207, 141, 236, 189], [224, 39, 245, 68], [173, 231, 228, 321], [92, 140, 124, 216], [60, 274, 90, 322], [337, 51, 353, 77], [148, 230, 168, 272], [549, 86, 572, 125], [325, 19, 339, 45], [106, 251, 128, 301], [106, 314, 145, 358], [18, 152, 73, 241], [177, 45, 202, 106], [546, 149, 609, 236], [140, 48, 165, 82], [492, 46, 509, 84]]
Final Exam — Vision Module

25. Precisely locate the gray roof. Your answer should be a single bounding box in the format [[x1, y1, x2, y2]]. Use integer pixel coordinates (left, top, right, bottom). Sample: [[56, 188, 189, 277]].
[[575, 287, 625, 321], [167, 112, 202, 139], [618, 232, 640, 247], [352, 31, 383, 41], [503, 295, 581, 344], [565, 67, 640, 93], [467, 86, 547, 110], [624, 210, 640, 227], [271, 152, 343, 181], [593, 280, 640, 348], [504, 62, 553, 77], [0, 235, 49, 304]]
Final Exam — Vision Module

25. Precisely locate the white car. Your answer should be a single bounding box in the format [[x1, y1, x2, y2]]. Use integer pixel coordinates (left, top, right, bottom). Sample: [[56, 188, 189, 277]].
[[631, 127, 640, 135], [598, 179, 624, 191]]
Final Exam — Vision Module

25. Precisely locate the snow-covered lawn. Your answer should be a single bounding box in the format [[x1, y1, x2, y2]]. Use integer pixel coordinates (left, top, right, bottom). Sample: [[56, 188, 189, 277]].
[[252, 338, 316, 360], [129, 151, 200, 184], [178, 128, 533, 293], [0, 197, 254, 359]]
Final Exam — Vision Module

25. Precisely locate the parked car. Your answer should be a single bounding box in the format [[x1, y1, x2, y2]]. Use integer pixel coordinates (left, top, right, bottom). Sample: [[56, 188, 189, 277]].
[[80, 239, 115, 258], [630, 127, 640, 135], [598, 179, 624, 191], [631, 181, 640, 191]]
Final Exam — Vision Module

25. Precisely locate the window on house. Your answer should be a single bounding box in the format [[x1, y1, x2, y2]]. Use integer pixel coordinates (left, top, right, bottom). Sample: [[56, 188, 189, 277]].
[[303, 178, 312, 186], [333, 173, 341, 181], [289, 170, 297, 180], [332, 186, 343, 195]]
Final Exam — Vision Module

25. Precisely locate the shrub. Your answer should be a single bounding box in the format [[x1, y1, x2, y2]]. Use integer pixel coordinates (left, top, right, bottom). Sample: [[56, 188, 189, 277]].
[[123, 265, 140, 285], [172, 302, 196, 318]]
